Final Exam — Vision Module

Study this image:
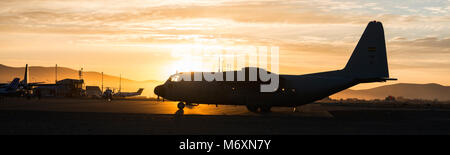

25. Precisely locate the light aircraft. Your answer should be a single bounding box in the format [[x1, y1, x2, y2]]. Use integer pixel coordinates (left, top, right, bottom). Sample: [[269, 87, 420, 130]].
[[0, 78, 21, 97], [113, 88, 144, 98], [154, 21, 396, 113]]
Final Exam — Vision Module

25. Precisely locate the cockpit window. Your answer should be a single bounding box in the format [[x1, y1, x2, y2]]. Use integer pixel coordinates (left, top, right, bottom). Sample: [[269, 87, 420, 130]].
[[170, 74, 182, 82]]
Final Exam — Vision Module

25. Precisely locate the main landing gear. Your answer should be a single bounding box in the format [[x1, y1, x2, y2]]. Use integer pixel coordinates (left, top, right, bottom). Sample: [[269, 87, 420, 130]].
[[177, 101, 199, 110], [246, 105, 272, 113]]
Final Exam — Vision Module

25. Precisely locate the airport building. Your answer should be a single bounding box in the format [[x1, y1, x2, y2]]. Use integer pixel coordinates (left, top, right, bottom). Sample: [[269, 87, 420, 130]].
[[34, 79, 85, 97]]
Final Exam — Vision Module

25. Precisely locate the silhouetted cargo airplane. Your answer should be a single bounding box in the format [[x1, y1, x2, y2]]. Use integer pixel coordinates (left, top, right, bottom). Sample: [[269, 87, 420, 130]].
[[154, 21, 396, 113]]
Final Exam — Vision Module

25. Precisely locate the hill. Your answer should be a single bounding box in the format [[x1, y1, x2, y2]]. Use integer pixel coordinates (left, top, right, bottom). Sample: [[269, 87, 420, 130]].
[[332, 83, 450, 101], [2, 64, 449, 100]]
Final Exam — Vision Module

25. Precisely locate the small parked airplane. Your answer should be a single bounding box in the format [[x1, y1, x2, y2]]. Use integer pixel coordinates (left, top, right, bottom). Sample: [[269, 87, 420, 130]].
[[0, 78, 21, 97], [113, 88, 144, 98]]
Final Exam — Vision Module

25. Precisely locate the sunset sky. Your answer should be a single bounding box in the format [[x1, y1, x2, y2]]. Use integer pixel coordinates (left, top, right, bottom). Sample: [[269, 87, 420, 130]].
[[0, 0, 449, 89]]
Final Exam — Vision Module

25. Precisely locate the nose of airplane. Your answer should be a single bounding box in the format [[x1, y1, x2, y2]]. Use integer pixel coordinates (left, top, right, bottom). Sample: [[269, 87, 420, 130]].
[[154, 85, 164, 97]]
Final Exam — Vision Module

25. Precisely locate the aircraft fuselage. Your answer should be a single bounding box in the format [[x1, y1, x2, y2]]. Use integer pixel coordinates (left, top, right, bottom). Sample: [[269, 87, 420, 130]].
[[155, 70, 359, 107]]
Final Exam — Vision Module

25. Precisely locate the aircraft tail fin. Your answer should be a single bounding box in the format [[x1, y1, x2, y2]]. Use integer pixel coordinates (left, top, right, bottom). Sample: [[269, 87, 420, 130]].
[[136, 88, 144, 95], [8, 78, 20, 90], [343, 21, 392, 81], [21, 64, 29, 86]]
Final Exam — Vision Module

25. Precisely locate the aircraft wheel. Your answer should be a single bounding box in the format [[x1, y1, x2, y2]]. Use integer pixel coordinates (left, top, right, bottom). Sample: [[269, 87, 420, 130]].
[[246, 105, 259, 113], [177, 102, 185, 110], [260, 105, 272, 113]]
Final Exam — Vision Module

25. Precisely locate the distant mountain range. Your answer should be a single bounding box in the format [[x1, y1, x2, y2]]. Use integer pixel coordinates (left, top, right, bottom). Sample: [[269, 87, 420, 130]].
[[332, 83, 450, 101], [1, 64, 448, 101], [0, 64, 163, 97]]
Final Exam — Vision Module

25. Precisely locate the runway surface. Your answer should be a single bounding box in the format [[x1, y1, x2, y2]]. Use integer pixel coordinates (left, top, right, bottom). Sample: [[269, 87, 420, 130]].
[[1, 98, 450, 134], [0, 98, 335, 117]]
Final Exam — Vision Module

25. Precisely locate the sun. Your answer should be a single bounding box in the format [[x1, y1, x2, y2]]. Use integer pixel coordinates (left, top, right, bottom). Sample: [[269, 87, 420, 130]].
[[170, 56, 206, 74], [167, 43, 221, 75]]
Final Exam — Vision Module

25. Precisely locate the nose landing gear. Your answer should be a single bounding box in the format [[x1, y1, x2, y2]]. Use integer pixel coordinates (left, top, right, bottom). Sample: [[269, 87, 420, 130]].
[[177, 101, 185, 110], [260, 105, 272, 113], [175, 102, 185, 117], [246, 105, 258, 113]]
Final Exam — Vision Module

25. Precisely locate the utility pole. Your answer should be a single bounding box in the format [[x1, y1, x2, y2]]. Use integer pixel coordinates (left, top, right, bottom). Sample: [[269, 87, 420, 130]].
[[119, 74, 121, 93], [79, 68, 83, 80], [101, 72, 104, 93], [55, 64, 57, 83], [55, 64, 57, 96]]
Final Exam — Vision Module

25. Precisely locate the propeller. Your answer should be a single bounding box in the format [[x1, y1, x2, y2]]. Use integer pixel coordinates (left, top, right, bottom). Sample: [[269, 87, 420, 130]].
[[154, 85, 165, 102], [156, 95, 165, 102]]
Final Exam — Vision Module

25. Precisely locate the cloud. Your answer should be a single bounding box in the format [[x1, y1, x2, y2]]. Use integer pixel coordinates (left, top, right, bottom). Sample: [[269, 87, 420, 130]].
[[390, 37, 450, 50], [0, 0, 449, 84], [0, 0, 448, 36], [424, 7, 448, 14]]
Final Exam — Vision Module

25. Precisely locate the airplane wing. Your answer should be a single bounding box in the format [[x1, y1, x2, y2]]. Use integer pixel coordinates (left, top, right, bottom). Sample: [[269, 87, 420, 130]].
[[28, 82, 46, 84], [28, 83, 58, 86]]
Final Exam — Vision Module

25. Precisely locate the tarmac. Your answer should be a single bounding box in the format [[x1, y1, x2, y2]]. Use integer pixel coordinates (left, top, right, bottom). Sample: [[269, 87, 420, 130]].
[[1, 98, 450, 134]]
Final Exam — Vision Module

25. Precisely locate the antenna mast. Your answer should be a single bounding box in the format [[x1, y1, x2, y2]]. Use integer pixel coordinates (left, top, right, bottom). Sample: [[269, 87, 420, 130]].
[[218, 55, 221, 72]]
